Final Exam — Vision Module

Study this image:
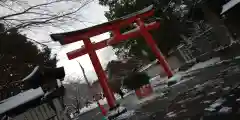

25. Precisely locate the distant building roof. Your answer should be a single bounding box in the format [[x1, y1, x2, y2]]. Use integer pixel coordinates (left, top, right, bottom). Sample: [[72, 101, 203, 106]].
[[221, 0, 240, 14]]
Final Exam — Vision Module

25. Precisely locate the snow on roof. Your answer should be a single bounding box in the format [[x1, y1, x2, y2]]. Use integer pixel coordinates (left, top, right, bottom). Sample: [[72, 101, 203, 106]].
[[138, 59, 158, 72], [0, 87, 44, 114], [221, 0, 240, 14], [57, 79, 62, 87]]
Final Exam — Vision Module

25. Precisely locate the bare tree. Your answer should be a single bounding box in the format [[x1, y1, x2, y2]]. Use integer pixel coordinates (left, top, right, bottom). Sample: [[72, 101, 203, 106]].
[[0, 0, 94, 33], [65, 81, 85, 114], [77, 61, 101, 101]]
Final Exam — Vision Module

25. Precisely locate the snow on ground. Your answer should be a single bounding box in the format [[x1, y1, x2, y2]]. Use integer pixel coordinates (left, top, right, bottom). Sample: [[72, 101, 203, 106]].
[[116, 110, 135, 119], [77, 57, 224, 115], [221, 0, 240, 14], [79, 94, 122, 114], [186, 57, 221, 72], [79, 103, 98, 114], [150, 75, 168, 87]]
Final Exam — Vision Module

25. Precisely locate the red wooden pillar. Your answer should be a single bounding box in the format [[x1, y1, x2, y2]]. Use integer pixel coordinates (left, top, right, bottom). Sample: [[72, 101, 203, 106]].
[[97, 101, 107, 116], [136, 19, 174, 78], [83, 38, 116, 108]]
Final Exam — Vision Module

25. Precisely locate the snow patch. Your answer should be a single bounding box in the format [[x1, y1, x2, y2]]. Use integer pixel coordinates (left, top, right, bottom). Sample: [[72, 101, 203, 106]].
[[168, 73, 182, 82], [78, 94, 124, 115], [115, 110, 135, 119], [0, 87, 44, 114], [202, 100, 212, 104], [221, 0, 240, 14], [208, 92, 216, 96], [210, 98, 226, 109], [235, 56, 240, 59], [187, 58, 220, 72], [166, 111, 177, 118], [219, 107, 232, 114], [223, 86, 231, 91], [79, 103, 98, 114], [204, 107, 216, 112]]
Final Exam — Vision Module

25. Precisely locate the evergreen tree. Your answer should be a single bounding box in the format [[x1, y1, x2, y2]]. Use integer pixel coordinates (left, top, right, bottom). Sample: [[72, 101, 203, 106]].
[[0, 24, 57, 100]]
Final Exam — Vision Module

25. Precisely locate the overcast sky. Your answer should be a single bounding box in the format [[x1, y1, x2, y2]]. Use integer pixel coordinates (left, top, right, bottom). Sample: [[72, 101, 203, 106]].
[[21, 0, 118, 84]]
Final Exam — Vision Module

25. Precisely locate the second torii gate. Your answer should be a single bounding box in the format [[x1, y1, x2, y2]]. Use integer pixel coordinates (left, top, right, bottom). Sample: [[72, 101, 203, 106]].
[[51, 5, 173, 108]]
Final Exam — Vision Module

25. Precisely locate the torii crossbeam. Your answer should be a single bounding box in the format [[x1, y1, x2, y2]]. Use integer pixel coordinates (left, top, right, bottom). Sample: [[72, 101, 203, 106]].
[[51, 5, 173, 108]]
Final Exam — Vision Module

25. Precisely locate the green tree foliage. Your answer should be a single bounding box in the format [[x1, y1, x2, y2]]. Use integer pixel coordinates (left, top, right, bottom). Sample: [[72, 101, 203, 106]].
[[0, 24, 56, 100], [99, 0, 192, 60], [123, 72, 150, 90]]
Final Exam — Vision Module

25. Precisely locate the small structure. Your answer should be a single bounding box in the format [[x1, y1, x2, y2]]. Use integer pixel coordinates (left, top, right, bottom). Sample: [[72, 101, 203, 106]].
[[0, 66, 69, 120]]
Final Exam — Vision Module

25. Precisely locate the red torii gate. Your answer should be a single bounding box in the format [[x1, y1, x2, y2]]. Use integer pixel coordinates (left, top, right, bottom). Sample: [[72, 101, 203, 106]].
[[51, 5, 173, 108]]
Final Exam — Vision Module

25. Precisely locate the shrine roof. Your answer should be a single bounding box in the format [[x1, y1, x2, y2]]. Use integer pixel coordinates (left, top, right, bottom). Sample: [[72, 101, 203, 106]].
[[50, 5, 154, 44], [0, 87, 44, 115], [221, 0, 240, 14]]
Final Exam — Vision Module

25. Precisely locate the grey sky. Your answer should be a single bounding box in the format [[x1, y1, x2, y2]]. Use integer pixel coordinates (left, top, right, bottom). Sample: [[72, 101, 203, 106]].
[[20, 0, 118, 83]]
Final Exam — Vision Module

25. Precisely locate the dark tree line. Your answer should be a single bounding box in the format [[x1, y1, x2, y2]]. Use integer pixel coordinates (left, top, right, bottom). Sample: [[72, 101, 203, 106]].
[[101, 0, 239, 91], [99, 0, 235, 61], [0, 23, 56, 100]]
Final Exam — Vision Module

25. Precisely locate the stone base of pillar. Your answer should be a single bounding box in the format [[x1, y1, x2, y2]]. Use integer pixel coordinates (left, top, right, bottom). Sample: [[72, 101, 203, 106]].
[[107, 104, 128, 120]]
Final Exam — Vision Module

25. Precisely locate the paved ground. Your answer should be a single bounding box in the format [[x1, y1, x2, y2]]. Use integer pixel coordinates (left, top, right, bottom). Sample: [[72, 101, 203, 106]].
[[77, 58, 240, 120], [126, 58, 240, 120]]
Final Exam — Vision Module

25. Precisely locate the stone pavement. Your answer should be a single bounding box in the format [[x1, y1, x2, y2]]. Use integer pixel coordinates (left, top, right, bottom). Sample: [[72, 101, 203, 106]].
[[126, 58, 240, 120], [76, 58, 240, 120]]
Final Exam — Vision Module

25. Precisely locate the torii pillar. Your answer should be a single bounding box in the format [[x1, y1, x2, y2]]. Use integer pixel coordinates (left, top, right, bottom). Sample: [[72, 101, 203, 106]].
[[50, 5, 173, 108]]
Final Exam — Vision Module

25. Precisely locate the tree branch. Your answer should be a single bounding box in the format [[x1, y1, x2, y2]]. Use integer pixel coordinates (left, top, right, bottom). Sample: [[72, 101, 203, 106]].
[[1, 0, 94, 34], [0, 0, 63, 20]]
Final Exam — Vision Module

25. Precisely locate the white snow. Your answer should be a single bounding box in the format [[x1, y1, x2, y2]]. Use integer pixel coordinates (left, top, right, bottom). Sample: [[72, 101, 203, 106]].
[[223, 86, 231, 91], [219, 107, 232, 113], [235, 56, 240, 59], [138, 59, 158, 72], [0, 87, 44, 114], [208, 92, 216, 96], [202, 100, 212, 104], [204, 107, 216, 112], [115, 110, 135, 119], [76, 57, 223, 116], [79, 103, 98, 114], [57, 79, 63, 87], [107, 106, 127, 117], [210, 98, 226, 109], [149, 75, 167, 87], [179, 109, 187, 113], [168, 73, 182, 82], [166, 111, 177, 118], [78, 94, 123, 115], [229, 94, 235, 97], [186, 58, 220, 72], [221, 0, 240, 14]]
